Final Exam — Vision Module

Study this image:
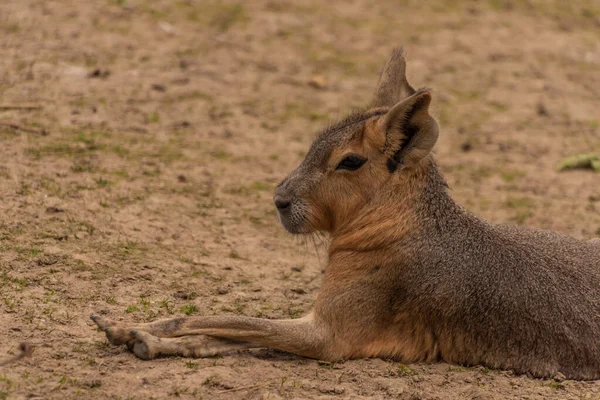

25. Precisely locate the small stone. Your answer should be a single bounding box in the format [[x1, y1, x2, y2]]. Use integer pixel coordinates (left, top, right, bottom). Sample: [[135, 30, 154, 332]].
[[175, 121, 190, 128], [158, 21, 176, 35], [308, 75, 327, 89], [553, 372, 566, 382], [74, 231, 89, 240], [217, 287, 230, 295], [318, 384, 345, 395], [88, 69, 110, 79], [151, 83, 166, 92]]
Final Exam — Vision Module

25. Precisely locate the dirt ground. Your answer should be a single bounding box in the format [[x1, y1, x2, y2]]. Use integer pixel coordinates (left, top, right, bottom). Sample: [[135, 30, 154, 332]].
[[1, 0, 599, 398]]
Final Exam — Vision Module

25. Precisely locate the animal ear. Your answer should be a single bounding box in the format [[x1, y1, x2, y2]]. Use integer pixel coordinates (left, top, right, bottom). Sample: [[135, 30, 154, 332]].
[[371, 47, 416, 107], [377, 88, 439, 167]]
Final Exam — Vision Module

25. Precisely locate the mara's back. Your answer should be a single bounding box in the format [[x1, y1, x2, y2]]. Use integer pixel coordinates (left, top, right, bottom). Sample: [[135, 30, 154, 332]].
[[410, 202, 600, 379]]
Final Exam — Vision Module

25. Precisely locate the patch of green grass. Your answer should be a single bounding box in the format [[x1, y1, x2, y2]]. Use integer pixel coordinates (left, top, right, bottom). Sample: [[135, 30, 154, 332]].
[[180, 304, 198, 315], [15, 247, 42, 257], [506, 197, 535, 224], [511, 211, 533, 225], [159, 298, 174, 314], [95, 177, 111, 188], [143, 6, 167, 21], [395, 363, 416, 377], [548, 380, 564, 389], [225, 186, 250, 196], [488, 0, 509, 11], [153, 144, 185, 163], [251, 181, 273, 191], [557, 153, 600, 172], [488, 101, 509, 112], [0, 375, 12, 390], [119, 241, 144, 255], [142, 167, 161, 177], [139, 298, 150, 312], [0, 272, 29, 289], [500, 170, 526, 183], [211, 4, 248, 32], [278, 101, 328, 122], [191, 267, 222, 282], [125, 305, 139, 313], [211, 149, 231, 160], [111, 146, 130, 157], [147, 112, 160, 123], [26, 144, 81, 159], [286, 308, 304, 318], [233, 299, 246, 315], [185, 361, 199, 369], [105, 297, 117, 304], [6, 24, 20, 33], [16, 182, 31, 196], [3, 297, 18, 311], [506, 197, 533, 209], [449, 88, 481, 101]]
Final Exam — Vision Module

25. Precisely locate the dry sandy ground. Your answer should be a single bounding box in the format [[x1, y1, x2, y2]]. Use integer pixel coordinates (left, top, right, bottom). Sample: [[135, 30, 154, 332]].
[[1, 0, 600, 398]]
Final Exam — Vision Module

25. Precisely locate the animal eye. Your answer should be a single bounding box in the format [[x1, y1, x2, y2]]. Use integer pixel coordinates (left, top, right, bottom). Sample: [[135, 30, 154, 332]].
[[336, 155, 367, 171]]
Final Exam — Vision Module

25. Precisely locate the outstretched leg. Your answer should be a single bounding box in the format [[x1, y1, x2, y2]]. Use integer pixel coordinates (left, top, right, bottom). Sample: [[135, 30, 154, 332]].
[[92, 313, 335, 360], [128, 332, 256, 360]]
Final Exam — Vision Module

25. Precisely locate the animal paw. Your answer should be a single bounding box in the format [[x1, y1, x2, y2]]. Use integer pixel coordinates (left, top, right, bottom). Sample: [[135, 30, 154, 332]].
[[130, 330, 160, 360], [90, 315, 135, 346]]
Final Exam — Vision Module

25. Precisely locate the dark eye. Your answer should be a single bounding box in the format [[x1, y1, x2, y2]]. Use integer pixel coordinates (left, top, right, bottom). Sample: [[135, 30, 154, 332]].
[[336, 155, 367, 171]]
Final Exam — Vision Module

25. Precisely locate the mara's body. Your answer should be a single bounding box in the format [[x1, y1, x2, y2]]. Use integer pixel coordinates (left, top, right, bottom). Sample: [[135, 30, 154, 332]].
[[319, 165, 600, 379], [92, 48, 600, 380]]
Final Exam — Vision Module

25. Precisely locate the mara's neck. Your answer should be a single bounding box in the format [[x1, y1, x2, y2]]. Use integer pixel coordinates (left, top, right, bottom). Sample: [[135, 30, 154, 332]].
[[328, 159, 467, 256]]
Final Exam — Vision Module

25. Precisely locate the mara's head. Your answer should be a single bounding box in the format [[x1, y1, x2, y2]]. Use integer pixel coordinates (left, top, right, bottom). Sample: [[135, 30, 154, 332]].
[[274, 48, 439, 234]]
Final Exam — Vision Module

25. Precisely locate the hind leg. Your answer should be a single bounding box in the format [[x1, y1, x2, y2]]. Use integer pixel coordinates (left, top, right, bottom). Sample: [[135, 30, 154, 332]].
[[128, 331, 255, 360]]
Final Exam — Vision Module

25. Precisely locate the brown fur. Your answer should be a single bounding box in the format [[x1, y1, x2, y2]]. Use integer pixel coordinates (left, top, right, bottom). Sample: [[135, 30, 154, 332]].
[[92, 48, 600, 380]]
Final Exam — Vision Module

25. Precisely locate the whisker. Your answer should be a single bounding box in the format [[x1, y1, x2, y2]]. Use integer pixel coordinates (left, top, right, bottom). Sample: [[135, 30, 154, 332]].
[[310, 233, 322, 265]]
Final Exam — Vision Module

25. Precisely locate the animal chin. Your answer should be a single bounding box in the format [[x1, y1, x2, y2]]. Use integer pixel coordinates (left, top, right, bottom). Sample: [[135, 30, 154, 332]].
[[279, 216, 301, 234], [278, 207, 308, 234]]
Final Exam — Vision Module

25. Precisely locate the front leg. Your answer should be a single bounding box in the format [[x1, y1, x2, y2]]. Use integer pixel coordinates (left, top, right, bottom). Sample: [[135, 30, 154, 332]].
[[92, 313, 337, 360], [128, 332, 257, 360]]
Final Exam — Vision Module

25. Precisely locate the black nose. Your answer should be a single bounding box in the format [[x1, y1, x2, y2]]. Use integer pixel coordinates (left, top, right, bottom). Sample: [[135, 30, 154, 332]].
[[274, 195, 291, 211]]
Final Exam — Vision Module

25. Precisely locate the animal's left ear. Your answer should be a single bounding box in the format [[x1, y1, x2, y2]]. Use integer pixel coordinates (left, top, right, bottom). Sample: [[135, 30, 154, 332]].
[[377, 88, 439, 167]]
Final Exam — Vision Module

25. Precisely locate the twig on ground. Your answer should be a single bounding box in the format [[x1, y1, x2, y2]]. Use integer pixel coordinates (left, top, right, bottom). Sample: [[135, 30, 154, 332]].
[[0, 104, 42, 110], [216, 381, 269, 394], [0, 121, 48, 135]]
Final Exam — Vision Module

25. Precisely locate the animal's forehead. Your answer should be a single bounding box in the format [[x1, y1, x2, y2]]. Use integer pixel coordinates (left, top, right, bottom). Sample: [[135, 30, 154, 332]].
[[304, 109, 387, 164]]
